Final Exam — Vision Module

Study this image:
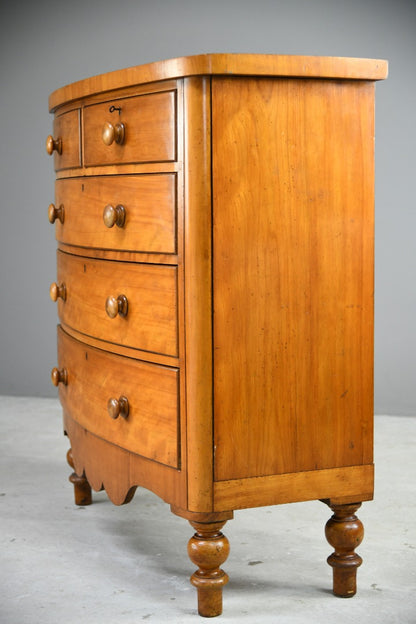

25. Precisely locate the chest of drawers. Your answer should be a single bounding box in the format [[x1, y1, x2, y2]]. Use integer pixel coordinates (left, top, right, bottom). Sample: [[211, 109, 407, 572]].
[[47, 54, 387, 617]]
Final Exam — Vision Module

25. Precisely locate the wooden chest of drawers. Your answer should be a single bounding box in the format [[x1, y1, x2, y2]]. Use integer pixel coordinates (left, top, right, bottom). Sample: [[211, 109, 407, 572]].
[[47, 54, 387, 617]]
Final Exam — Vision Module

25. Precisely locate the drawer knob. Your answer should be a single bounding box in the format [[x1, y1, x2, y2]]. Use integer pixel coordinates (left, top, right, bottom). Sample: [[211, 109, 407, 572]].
[[105, 294, 128, 318], [50, 282, 66, 302], [102, 121, 125, 146], [107, 396, 129, 419], [48, 203, 65, 224], [103, 204, 126, 228], [46, 135, 62, 155], [51, 367, 68, 386]]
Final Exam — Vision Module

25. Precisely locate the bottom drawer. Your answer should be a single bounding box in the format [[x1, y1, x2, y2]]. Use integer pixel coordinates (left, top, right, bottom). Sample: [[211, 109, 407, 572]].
[[56, 327, 179, 468]]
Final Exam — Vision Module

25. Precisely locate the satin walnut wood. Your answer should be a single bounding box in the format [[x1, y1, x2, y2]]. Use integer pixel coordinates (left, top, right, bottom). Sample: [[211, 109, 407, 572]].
[[325, 502, 364, 597], [47, 54, 387, 618]]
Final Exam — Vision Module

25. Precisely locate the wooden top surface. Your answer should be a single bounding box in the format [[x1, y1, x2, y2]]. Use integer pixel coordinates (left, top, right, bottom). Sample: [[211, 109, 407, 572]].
[[49, 53, 388, 111]]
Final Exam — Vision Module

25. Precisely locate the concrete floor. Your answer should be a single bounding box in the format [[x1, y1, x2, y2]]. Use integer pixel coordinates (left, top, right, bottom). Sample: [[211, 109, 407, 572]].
[[1, 396, 415, 624]]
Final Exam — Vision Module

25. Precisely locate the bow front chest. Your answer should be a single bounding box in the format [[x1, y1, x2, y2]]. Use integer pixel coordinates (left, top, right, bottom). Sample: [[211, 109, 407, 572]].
[[47, 54, 387, 617]]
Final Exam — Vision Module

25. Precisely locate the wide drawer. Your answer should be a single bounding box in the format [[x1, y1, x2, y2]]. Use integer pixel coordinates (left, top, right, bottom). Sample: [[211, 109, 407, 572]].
[[84, 91, 177, 166], [51, 109, 81, 170], [57, 327, 179, 468], [55, 251, 178, 357], [54, 174, 177, 253]]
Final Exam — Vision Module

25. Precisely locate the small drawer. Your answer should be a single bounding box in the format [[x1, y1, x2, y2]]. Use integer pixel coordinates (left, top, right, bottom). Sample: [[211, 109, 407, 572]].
[[54, 174, 176, 253], [57, 327, 179, 468], [84, 91, 176, 166], [55, 251, 178, 357], [48, 109, 81, 171]]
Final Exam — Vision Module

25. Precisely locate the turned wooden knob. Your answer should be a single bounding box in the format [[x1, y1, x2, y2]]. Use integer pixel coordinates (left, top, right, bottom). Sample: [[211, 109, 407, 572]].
[[46, 135, 62, 155], [51, 367, 68, 386], [50, 282, 66, 302], [48, 203, 64, 224], [105, 294, 128, 318], [102, 121, 125, 146], [103, 204, 126, 228], [107, 396, 129, 419]]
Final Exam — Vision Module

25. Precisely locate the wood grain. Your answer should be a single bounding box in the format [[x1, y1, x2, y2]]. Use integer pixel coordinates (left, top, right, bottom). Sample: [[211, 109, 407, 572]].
[[51, 109, 80, 171], [64, 412, 187, 508], [47, 56, 387, 618], [58, 327, 179, 468], [182, 77, 214, 512], [212, 77, 375, 481], [49, 54, 388, 112], [325, 502, 364, 598], [60, 322, 179, 368], [54, 174, 177, 253], [83, 90, 176, 166], [213, 465, 374, 511], [56, 250, 178, 356]]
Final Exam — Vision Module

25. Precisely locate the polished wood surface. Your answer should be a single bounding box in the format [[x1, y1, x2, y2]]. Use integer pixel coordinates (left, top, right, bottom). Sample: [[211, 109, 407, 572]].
[[54, 174, 176, 253], [56, 250, 178, 356], [51, 366, 67, 387], [67, 448, 92, 506], [48, 55, 387, 617], [46, 134, 62, 155], [101, 120, 125, 146], [49, 53, 388, 111], [182, 77, 214, 512], [107, 395, 129, 420], [213, 464, 373, 511], [49, 281, 66, 302], [83, 90, 176, 166], [102, 203, 126, 228], [49, 109, 80, 170], [188, 520, 230, 617], [213, 77, 375, 482], [57, 327, 179, 468], [64, 413, 187, 507], [61, 322, 179, 369], [325, 502, 364, 597], [48, 202, 64, 224], [105, 293, 128, 319]]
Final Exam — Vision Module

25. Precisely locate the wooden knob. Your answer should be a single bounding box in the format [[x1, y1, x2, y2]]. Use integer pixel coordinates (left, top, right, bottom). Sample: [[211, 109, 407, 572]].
[[107, 396, 129, 419], [50, 282, 66, 302], [46, 135, 62, 155], [105, 294, 128, 318], [51, 367, 68, 386], [102, 121, 125, 146], [103, 204, 126, 228], [48, 203, 64, 224]]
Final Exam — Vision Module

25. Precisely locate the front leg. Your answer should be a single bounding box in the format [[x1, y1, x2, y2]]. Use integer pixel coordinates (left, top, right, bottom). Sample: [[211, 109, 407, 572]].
[[188, 519, 230, 617], [66, 448, 92, 506], [325, 502, 364, 597]]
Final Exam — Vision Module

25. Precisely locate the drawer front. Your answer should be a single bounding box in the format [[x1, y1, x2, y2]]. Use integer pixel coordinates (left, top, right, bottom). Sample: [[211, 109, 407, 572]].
[[56, 251, 178, 357], [84, 91, 176, 166], [52, 109, 81, 170], [55, 174, 177, 253], [57, 327, 179, 468]]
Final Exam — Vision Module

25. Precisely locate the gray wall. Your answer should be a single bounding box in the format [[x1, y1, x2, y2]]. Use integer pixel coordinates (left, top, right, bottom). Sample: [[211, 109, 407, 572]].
[[0, 0, 414, 414]]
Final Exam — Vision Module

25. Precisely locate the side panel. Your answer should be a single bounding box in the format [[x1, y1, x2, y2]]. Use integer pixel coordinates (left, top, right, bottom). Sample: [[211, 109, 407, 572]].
[[213, 77, 375, 482]]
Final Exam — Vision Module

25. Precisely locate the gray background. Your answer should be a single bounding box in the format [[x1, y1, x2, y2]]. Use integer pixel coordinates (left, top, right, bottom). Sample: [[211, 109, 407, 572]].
[[0, 0, 414, 414]]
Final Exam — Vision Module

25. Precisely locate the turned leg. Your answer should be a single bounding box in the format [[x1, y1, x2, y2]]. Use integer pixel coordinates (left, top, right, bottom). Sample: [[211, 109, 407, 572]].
[[66, 448, 92, 506], [325, 502, 364, 597], [188, 520, 230, 617]]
